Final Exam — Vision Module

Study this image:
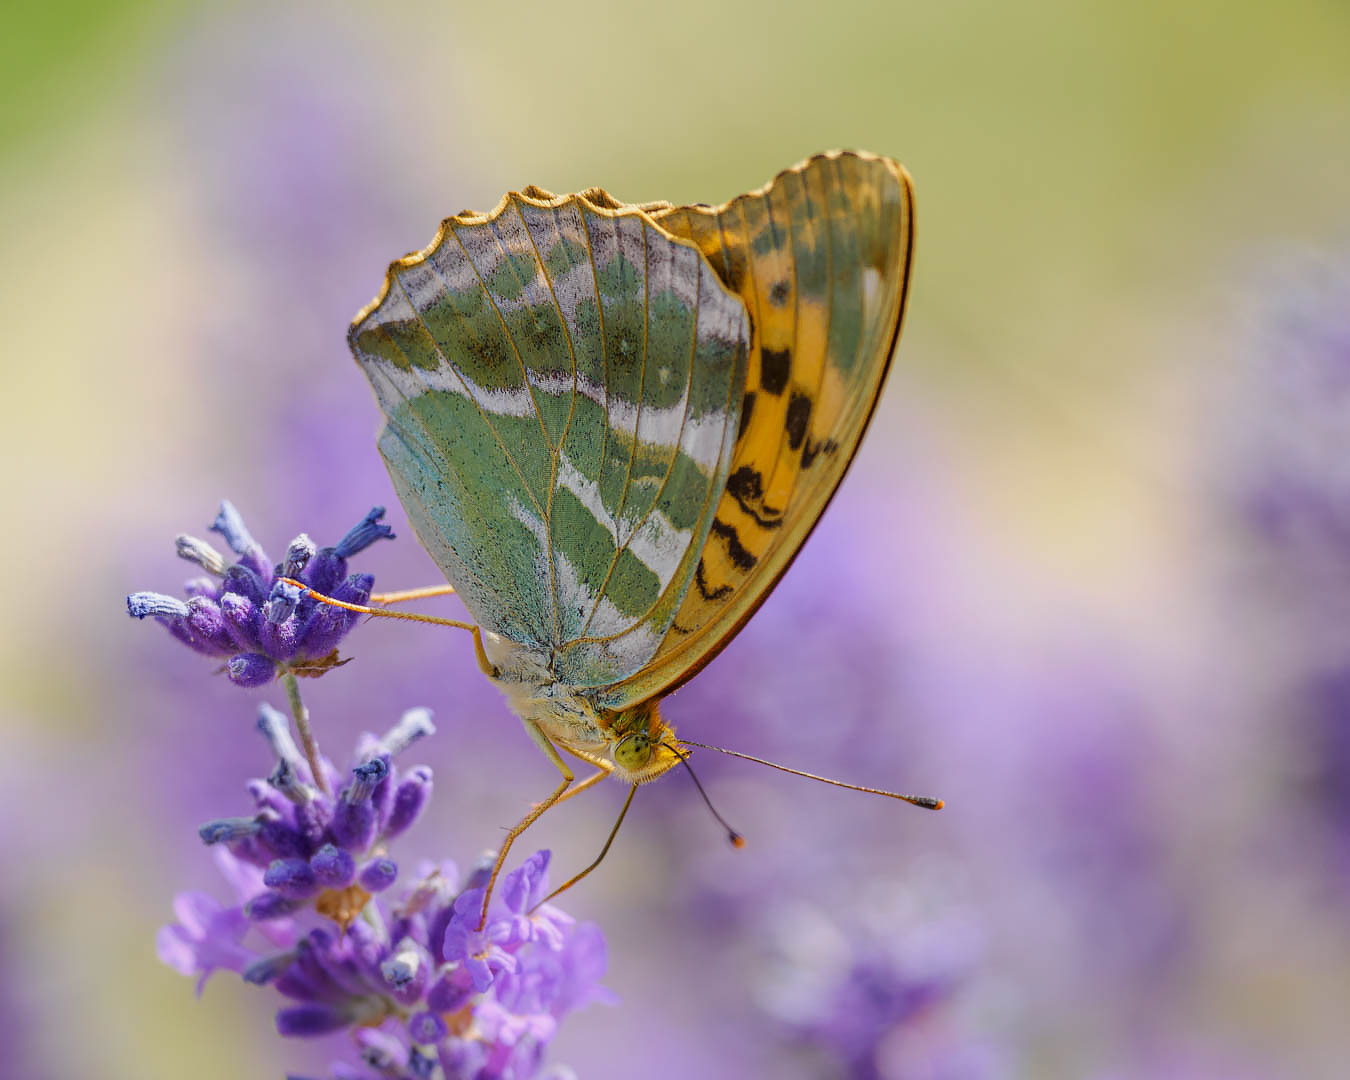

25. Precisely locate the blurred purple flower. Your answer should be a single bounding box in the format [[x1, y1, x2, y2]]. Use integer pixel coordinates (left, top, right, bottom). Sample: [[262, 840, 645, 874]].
[[1222, 254, 1350, 579], [128, 501, 393, 686], [1215, 252, 1350, 880], [747, 887, 997, 1080]]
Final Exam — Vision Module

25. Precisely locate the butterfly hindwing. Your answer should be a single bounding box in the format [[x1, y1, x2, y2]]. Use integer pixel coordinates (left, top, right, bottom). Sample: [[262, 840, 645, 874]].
[[350, 192, 751, 687], [593, 150, 915, 709]]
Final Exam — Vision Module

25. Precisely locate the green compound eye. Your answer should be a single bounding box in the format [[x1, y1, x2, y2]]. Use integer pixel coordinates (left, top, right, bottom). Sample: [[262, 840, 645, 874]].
[[613, 732, 653, 771]]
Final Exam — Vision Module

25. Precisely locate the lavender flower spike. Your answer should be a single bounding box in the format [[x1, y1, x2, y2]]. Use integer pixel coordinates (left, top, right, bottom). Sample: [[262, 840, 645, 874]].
[[159, 711, 608, 1080], [126, 502, 393, 686]]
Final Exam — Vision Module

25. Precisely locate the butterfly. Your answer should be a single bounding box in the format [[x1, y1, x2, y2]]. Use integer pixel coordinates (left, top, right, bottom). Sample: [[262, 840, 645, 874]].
[[339, 150, 928, 917]]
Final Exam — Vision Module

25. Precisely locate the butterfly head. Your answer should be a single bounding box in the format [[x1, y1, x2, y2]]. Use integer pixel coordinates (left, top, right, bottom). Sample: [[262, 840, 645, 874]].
[[606, 700, 682, 785]]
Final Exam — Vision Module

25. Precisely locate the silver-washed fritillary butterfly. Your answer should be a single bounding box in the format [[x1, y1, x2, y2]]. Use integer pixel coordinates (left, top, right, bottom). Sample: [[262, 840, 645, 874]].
[[329, 150, 933, 917]]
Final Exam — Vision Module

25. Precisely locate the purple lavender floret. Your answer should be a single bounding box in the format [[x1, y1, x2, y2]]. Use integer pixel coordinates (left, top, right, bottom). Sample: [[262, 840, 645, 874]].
[[158, 705, 609, 1079], [127, 501, 394, 687]]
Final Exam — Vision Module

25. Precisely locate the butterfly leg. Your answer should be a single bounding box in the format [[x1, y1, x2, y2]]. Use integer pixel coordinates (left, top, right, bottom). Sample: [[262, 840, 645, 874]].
[[532, 782, 638, 914], [370, 584, 457, 605], [279, 578, 498, 678], [477, 720, 576, 929], [549, 761, 613, 809]]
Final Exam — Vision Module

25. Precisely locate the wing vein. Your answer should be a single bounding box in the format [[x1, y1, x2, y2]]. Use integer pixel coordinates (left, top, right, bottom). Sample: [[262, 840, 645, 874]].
[[574, 254, 704, 644], [448, 225, 554, 454]]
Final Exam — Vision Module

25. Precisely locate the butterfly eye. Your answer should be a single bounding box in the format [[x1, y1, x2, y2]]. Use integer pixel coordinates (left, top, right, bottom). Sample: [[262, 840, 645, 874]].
[[613, 732, 652, 771]]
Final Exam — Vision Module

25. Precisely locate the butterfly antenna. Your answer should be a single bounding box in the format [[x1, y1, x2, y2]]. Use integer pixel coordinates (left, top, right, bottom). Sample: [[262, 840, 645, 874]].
[[661, 742, 746, 848], [676, 739, 943, 811]]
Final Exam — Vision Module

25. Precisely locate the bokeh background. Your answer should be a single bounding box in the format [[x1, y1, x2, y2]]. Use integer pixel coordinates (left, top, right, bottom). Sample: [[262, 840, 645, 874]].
[[5, 1, 1350, 1076]]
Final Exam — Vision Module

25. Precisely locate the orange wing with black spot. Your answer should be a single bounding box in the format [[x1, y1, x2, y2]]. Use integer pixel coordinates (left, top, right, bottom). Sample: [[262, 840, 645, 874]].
[[593, 150, 915, 711]]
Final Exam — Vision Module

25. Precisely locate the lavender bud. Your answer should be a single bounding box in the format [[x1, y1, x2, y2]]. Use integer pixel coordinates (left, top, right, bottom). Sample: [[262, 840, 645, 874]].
[[247, 779, 290, 816], [268, 758, 314, 804], [227, 653, 275, 688], [300, 547, 345, 595], [164, 617, 218, 656], [264, 858, 320, 899], [255, 811, 307, 859], [352, 759, 388, 801], [175, 534, 227, 575], [359, 858, 398, 893], [298, 573, 373, 657], [274, 958, 327, 1003], [256, 703, 304, 771], [198, 817, 260, 845], [245, 890, 306, 922], [275, 1002, 355, 1037], [381, 708, 436, 757], [220, 564, 266, 606], [210, 499, 259, 556], [335, 506, 394, 558], [219, 592, 261, 650], [258, 615, 302, 662], [281, 534, 316, 579], [293, 800, 327, 847], [332, 573, 374, 608], [331, 759, 388, 851], [242, 950, 296, 985], [380, 937, 430, 1002], [185, 596, 235, 652], [127, 592, 190, 619], [384, 767, 433, 839], [310, 844, 356, 887], [264, 580, 303, 625]]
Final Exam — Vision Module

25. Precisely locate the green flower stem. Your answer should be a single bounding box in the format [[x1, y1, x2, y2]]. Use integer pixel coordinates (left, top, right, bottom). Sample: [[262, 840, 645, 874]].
[[282, 670, 328, 796]]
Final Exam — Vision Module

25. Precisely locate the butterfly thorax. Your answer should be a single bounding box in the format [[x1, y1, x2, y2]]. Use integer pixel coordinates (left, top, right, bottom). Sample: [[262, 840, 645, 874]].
[[481, 631, 683, 785]]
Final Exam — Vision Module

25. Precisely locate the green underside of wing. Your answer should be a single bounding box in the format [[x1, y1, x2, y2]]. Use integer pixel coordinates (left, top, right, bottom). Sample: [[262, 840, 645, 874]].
[[351, 194, 750, 687]]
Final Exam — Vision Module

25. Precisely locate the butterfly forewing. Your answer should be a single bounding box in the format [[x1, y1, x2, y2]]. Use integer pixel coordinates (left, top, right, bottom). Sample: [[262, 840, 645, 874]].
[[594, 150, 915, 709], [349, 192, 751, 686]]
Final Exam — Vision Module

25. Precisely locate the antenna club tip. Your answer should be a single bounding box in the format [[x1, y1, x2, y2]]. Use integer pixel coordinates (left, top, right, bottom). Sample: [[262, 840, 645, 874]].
[[729, 833, 746, 849], [930, 799, 944, 811]]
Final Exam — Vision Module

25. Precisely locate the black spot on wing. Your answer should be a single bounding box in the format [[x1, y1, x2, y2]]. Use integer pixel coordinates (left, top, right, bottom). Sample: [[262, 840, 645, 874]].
[[769, 280, 790, 306], [724, 466, 782, 529], [801, 435, 839, 469], [760, 348, 790, 394], [694, 558, 733, 602], [785, 393, 812, 451], [709, 518, 757, 571]]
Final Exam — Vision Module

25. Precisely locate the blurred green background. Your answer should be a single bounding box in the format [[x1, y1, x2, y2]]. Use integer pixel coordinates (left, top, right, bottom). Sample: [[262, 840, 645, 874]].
[[4, 1, 1350, 1077]]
